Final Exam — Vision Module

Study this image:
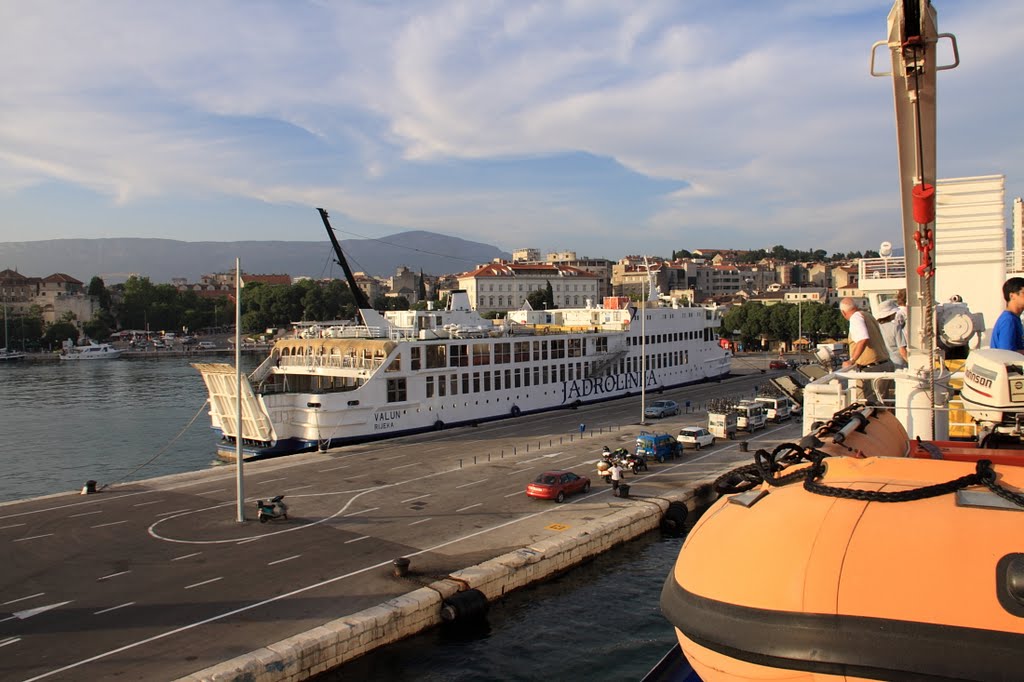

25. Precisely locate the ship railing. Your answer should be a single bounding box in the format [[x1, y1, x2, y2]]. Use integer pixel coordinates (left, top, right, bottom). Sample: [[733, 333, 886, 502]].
[[249, 351, 279, 383], [858, 256, 907, 285], [277, 354, 384, 371]]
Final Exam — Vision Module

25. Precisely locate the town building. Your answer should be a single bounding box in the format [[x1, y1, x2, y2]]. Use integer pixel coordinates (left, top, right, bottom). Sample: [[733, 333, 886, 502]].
[[457, 262, 600, 314]]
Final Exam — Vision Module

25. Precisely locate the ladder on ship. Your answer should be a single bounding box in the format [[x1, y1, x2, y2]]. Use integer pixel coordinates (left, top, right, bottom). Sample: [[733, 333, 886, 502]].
[[586, 348, 628, 378]]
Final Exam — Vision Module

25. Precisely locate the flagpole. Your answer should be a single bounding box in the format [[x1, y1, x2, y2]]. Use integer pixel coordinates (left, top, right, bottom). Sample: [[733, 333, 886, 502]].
[[235, 257, 245, 522]]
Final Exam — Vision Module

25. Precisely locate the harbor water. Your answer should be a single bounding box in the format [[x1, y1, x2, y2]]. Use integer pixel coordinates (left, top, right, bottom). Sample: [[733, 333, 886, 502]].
[[0, 356, 257, 502], [0, 357, 685, 678]]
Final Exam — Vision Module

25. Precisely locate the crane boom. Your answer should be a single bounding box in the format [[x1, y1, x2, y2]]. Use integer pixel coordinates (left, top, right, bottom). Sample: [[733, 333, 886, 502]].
[[317, 208, 372, 310]]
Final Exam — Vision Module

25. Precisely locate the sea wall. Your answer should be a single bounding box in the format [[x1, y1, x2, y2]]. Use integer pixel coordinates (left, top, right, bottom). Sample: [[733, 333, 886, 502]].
[[175, 490, 691, 682]]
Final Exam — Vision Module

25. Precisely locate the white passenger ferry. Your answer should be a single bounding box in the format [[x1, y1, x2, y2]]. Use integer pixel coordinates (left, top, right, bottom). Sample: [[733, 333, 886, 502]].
[[194, 290, 731, 458]]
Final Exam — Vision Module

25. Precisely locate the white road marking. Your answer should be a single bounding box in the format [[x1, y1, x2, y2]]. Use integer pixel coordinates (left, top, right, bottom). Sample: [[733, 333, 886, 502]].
[[12, 601, 72, 620], [506, 467, 533, 476], [68, 511, 103, 518], [91, 521, 129, 529], [408, 517, 432, 526], [400, 494, 431, 503], [267, 554, 301, 566], [185, 577, 223, 590], [390, 463, 417, 471], [94, 602, 134, 615], [254, 477, 286, 484], [343, 507, 378, 517], [285, 484, 313, 492], [155, 508, 193, 517], [456, 503, 483, 512], [318, 464, 350, 472], [0, 523, 26, 530], [347, 473, 369, 479], [97, 571, 131, 581], [132, 500, 162, 507], [195, 488, 226, 495], [455, 479, 488, 489], [0, 637, 21, 648], [3, 593, 44, 606], [504, 490, 525, 498], [236, 537, 263, 545], [376, 454, 406, 462], [171, 552, 201, 562], [13, 534, 53, 542], [344, 535, 370, 544]]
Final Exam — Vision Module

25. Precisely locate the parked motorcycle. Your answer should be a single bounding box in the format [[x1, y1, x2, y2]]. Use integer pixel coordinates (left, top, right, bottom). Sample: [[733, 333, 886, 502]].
[[256, 495, 288, 523]]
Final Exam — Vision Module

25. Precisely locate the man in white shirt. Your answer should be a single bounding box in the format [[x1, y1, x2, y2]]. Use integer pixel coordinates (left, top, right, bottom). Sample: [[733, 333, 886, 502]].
[[840, 298, 894, 405]]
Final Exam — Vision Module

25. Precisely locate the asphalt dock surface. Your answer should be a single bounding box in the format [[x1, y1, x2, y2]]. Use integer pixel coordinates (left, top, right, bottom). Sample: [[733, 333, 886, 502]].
[[0, 362, 800, 681]]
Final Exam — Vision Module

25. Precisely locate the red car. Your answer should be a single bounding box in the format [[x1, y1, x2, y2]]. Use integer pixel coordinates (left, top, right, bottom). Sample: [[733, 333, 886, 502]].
[[526, 470, 591, 503], [769, 359, 788, 370]]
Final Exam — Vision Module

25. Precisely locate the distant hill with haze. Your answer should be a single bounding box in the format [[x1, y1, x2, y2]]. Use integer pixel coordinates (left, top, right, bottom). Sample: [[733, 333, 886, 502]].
[[0, 232, 510, 283]]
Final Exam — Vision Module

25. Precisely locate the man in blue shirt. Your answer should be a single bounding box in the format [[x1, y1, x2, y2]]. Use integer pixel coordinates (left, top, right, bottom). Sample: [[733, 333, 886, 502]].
[[990, 277, 1024, 351]]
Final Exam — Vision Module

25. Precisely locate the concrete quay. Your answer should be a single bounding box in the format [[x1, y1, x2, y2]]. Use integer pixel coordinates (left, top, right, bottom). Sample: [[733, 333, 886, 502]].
[[0, 367, 797, 681]]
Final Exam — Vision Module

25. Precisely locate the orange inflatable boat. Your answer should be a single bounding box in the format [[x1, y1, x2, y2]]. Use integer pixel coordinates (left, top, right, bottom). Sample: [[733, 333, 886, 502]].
[[661, 451, 1024, 681]]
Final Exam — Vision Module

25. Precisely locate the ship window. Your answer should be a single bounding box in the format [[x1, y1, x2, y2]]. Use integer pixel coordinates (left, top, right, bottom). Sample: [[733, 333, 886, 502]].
[[495, 342, 510, 364], [387, 378, 407, 403], [532, 341, 541, 361], [484, 372, 491, 391], [533, 367, 540, 385], [472, 343, 490, 365], [411, 347, 421, 371], [542, 366, 549, 384], [523, 368, 530, 387], [504, 369, 510, 387], [514, 368, 521, 388], [493, 371, 500, 390], [426, 345, 446, 369], [514, 341, 530, 362], [439, 375, 446, 397], [462, 374, 470, 394], [450, 374, 458, 395], [450, 344, 469, 367], [426, 376, 434, 398], [473, 372, 480, 392], [595, 337, 608, 353], [550, 339, 565, 359], [386, 356, 401, 372], [568, 338, 582, 357]]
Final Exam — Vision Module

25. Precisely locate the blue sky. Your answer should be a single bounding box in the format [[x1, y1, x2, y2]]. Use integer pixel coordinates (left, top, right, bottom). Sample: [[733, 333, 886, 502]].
[[1, 1, 1021, 260]]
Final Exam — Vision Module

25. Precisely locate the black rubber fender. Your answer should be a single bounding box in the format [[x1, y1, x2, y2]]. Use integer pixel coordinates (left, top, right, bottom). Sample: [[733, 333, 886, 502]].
[[660, 502, 688, 537], [441, 588, 489, 623], [434, 420, 445, 431], [511, 405, 521, 417]]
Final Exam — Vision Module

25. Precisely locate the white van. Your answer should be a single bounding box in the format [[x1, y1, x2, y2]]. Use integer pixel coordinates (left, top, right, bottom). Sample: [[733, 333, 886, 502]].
[[755, 396, 792, 423], [736, 401, 767, 432]]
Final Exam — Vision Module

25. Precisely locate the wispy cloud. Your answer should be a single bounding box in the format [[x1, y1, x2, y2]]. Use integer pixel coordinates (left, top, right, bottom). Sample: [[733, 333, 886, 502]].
[[0, 0, 1020, 260]]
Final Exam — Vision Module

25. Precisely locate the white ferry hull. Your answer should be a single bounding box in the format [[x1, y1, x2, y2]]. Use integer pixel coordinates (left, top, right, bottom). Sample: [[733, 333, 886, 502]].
[[195, 297, 731, 458]]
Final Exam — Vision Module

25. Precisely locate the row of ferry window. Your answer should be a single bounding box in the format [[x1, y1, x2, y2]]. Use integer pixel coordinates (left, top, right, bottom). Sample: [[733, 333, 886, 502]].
[[387, 349, 692, 403], [629, 329, 709, 345], [405, 338, 608, 371]]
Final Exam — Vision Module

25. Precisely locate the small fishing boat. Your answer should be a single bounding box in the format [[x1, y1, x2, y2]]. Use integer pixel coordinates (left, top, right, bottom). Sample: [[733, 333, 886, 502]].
[[60, 341, 122, 360]]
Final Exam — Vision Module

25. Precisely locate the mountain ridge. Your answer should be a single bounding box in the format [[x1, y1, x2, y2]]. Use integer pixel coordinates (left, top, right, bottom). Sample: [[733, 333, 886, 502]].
[[0, 232, 510, 283]]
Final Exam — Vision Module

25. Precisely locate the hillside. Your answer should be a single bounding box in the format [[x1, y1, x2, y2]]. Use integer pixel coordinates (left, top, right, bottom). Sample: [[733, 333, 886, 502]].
[[0, 232, 510, 283]]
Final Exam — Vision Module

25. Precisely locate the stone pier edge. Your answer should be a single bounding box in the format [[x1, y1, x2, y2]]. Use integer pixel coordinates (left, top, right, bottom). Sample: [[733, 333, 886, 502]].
[[175, 488, 695, 682]]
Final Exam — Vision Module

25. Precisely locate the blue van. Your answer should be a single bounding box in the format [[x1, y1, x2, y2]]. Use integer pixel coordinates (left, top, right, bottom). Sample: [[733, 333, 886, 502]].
[[636, 431, 681, 463]]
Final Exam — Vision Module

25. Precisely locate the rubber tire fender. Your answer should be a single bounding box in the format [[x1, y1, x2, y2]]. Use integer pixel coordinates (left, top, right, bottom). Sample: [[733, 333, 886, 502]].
[[660, 501, 688, 537], [511, 405, 521, 417], [434, 420, 445, 431], [441, 589, 489, 623]]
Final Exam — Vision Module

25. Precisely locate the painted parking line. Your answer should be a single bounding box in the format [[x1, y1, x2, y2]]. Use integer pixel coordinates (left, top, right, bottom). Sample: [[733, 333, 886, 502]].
[[91, 521, 129, 529], [185, 577, 223, 590], [253, 478, 286, 485], [171, 552, 202, 562], [376, 454, 406, 462], [408, 517, 432, 526], [0, 637, 21, 648], [390, 463, 417, 471], [504, 490, 525, 498], [97, 571, 131, 582], [267, 555, 301, 566], [132, 500, 163, 508], [456, 503, 483, 512], [155, 508, 193, 517], [318, 464, 350, 473], [13, 534, 53, 543], [400, 494, 431, 504], [344, 536, 370, 544], [3, 593, 44, 606], [506, 467, 533, 476], [455, 479, 488, 489], [0, 523, 26, 530], [68, 511, 103, 518], [343, 507, 379, 518], [286, 485, 314, 492], [94, 602, 134, 615]]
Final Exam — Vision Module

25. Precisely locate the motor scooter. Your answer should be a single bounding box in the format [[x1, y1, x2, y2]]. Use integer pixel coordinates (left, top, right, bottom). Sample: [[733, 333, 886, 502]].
[[256, 495, 288, 523]]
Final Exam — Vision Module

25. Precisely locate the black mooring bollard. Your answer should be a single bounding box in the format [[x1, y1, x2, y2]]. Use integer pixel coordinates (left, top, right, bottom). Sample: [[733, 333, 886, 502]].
[[740, 441, 749, 452], [393, 557, 411, 577]]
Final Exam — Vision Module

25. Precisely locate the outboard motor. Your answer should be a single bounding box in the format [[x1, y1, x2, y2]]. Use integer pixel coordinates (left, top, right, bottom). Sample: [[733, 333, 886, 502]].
[[960, 348, 1024, 445]]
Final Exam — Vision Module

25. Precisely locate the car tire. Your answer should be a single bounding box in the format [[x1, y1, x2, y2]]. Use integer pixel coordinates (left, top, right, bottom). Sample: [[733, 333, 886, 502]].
[[556, 491, 566, 503], [710, 438, 715, 447], [695, 442, 701, 450], [583, 481, 591, 493]]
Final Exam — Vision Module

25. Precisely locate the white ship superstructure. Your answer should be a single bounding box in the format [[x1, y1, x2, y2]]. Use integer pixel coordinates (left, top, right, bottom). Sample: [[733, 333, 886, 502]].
[[195, 291, 731, 457]]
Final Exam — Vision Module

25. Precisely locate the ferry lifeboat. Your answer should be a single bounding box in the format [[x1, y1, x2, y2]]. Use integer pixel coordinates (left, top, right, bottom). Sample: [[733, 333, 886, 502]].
[[660, 440, 1024, 681]]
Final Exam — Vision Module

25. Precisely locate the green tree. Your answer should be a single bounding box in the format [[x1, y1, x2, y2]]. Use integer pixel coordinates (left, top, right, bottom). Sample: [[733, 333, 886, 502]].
[[545, 280, 555, 308], [87, 276, 112, 311], [43, 321, 79, 350], [527, 289, 548, 310]]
